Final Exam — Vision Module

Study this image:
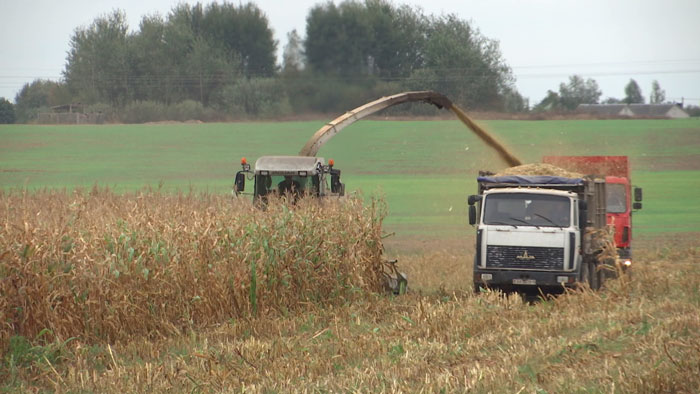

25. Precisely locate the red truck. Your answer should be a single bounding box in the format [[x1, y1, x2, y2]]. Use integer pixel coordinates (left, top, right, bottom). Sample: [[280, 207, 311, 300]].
[[542, 156, 643, 267]]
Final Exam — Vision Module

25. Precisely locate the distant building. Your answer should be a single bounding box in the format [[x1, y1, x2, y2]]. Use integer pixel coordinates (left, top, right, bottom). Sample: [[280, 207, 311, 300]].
[[577, 103, 689, 119], [38, 103, 105, 124]]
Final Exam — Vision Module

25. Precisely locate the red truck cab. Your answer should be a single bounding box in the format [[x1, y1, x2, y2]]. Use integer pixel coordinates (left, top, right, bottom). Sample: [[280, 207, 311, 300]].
[[542, 156, 642, 266], [606, 176, 631, 249]]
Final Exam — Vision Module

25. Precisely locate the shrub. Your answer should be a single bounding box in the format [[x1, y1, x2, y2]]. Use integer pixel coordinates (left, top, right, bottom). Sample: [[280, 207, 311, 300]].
[[215, 78, 292, 118], [121, 100, 168, 123], [168, 100, 205, 122], [84, 103, 117, 122]]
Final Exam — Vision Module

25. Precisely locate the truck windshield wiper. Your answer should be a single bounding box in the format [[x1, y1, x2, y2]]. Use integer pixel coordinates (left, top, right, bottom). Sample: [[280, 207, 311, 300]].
[[509, 217, 539, 229], [489, 221, 518, 229], [533, 213, 562, 229]]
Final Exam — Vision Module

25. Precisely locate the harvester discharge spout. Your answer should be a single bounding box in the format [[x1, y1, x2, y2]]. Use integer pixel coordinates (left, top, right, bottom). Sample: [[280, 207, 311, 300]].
[[298, 91, 522, 167]]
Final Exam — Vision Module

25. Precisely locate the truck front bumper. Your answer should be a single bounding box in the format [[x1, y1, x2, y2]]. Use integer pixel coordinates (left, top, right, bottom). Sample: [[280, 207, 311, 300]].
[[474, 268, 580, 293]]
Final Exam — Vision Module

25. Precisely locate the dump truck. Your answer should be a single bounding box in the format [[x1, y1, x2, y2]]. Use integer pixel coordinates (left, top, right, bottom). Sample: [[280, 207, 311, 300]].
[[468, 174, 613, 294], [541, 156, 643, 267], [233, 156, 345, 201]]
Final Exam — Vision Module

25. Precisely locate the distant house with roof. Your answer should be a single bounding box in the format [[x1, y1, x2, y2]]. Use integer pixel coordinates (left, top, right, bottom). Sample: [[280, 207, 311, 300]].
[[38, 103, 105, 124], [577, 103, 689, 119]]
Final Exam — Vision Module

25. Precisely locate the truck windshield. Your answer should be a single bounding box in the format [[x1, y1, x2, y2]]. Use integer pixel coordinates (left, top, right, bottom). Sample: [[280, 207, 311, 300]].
[[606, 183, 627, 213], [484, 193, 571, 228]]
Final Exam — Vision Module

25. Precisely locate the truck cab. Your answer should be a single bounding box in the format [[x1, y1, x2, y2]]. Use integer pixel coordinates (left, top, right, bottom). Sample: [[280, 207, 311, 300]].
[[469, 175, 607, 294], [234, 156, 344, 201], [605, 175, 643, 264]]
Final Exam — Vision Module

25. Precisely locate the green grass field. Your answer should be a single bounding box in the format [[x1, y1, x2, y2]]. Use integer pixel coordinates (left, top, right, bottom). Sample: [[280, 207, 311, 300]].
[[2, 118, 699, 238]]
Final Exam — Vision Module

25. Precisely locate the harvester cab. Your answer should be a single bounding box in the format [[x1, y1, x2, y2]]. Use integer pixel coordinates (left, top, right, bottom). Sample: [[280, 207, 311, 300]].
[[233, 156, 344, 201]]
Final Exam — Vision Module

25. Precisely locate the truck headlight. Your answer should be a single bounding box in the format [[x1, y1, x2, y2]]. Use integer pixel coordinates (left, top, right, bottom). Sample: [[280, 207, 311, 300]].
[[480, 274, 492, 281]]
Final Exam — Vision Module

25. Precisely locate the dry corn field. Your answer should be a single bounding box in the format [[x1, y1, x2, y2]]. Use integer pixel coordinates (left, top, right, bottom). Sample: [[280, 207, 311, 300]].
[[1, 190, 699, 392]]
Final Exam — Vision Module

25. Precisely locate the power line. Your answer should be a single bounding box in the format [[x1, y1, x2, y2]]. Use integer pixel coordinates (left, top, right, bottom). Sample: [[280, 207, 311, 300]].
[[511, 58, 700, 70], [516, 69, 700, 79], [1, 68, 699, 83]]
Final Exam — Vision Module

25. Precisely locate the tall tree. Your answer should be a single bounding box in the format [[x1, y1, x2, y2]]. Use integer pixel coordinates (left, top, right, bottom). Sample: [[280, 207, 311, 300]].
[[282, 29, 305, 73], [0, 98, 16, 124], [305, 1, 373, 76], [64, 10, 132, 105], [414, 14, 513, 109], [305, 1, 515, 109], [502, 87, 527, 113], [184, 37, 235, 104], [558, 75, 601, 110], [161, 4, 205, 103], [200, 2, 276, 77], [62, 3, 274, 107], [623, 79, 644, 104], [533, 90, 561, 112], [364, 1, 425, 77], [650, 80, 665, 104], [129, 15, 174, 102]]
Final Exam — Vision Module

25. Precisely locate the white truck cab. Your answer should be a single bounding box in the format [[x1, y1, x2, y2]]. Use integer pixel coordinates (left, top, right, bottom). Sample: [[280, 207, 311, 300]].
[[468, 174, 607, 294], [475, 188, 580, 276]]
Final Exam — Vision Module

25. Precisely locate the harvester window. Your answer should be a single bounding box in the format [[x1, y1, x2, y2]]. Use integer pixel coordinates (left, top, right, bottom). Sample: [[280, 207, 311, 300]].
[[278, 175, 302, 195], [273, 175, 313, 199], [255, 175, 273, 197]]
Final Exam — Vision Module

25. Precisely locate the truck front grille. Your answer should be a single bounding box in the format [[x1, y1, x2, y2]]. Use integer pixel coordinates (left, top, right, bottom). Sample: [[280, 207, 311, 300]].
[[486, 245, 564, 270]]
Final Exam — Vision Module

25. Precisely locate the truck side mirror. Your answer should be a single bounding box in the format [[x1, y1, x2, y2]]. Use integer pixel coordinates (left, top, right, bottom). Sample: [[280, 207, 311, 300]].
[[634, 187, 643, 202], [633, 202, 642, 210], [234, 172, 245, 193], [469, 205, 477, 225], [468, 195, 482, 206]]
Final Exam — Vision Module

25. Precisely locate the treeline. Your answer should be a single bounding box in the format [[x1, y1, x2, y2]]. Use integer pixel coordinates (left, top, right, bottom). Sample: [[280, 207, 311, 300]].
[[10, 0, 522, 123], [532, 76, 679, 112]]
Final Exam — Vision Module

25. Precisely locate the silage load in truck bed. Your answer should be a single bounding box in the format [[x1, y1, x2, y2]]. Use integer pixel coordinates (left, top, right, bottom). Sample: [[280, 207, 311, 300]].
[[495, 163, 584, 178]]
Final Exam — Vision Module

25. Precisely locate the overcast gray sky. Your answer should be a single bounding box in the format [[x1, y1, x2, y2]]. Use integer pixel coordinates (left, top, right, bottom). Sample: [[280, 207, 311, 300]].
[[1, 0, 699, 106]]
